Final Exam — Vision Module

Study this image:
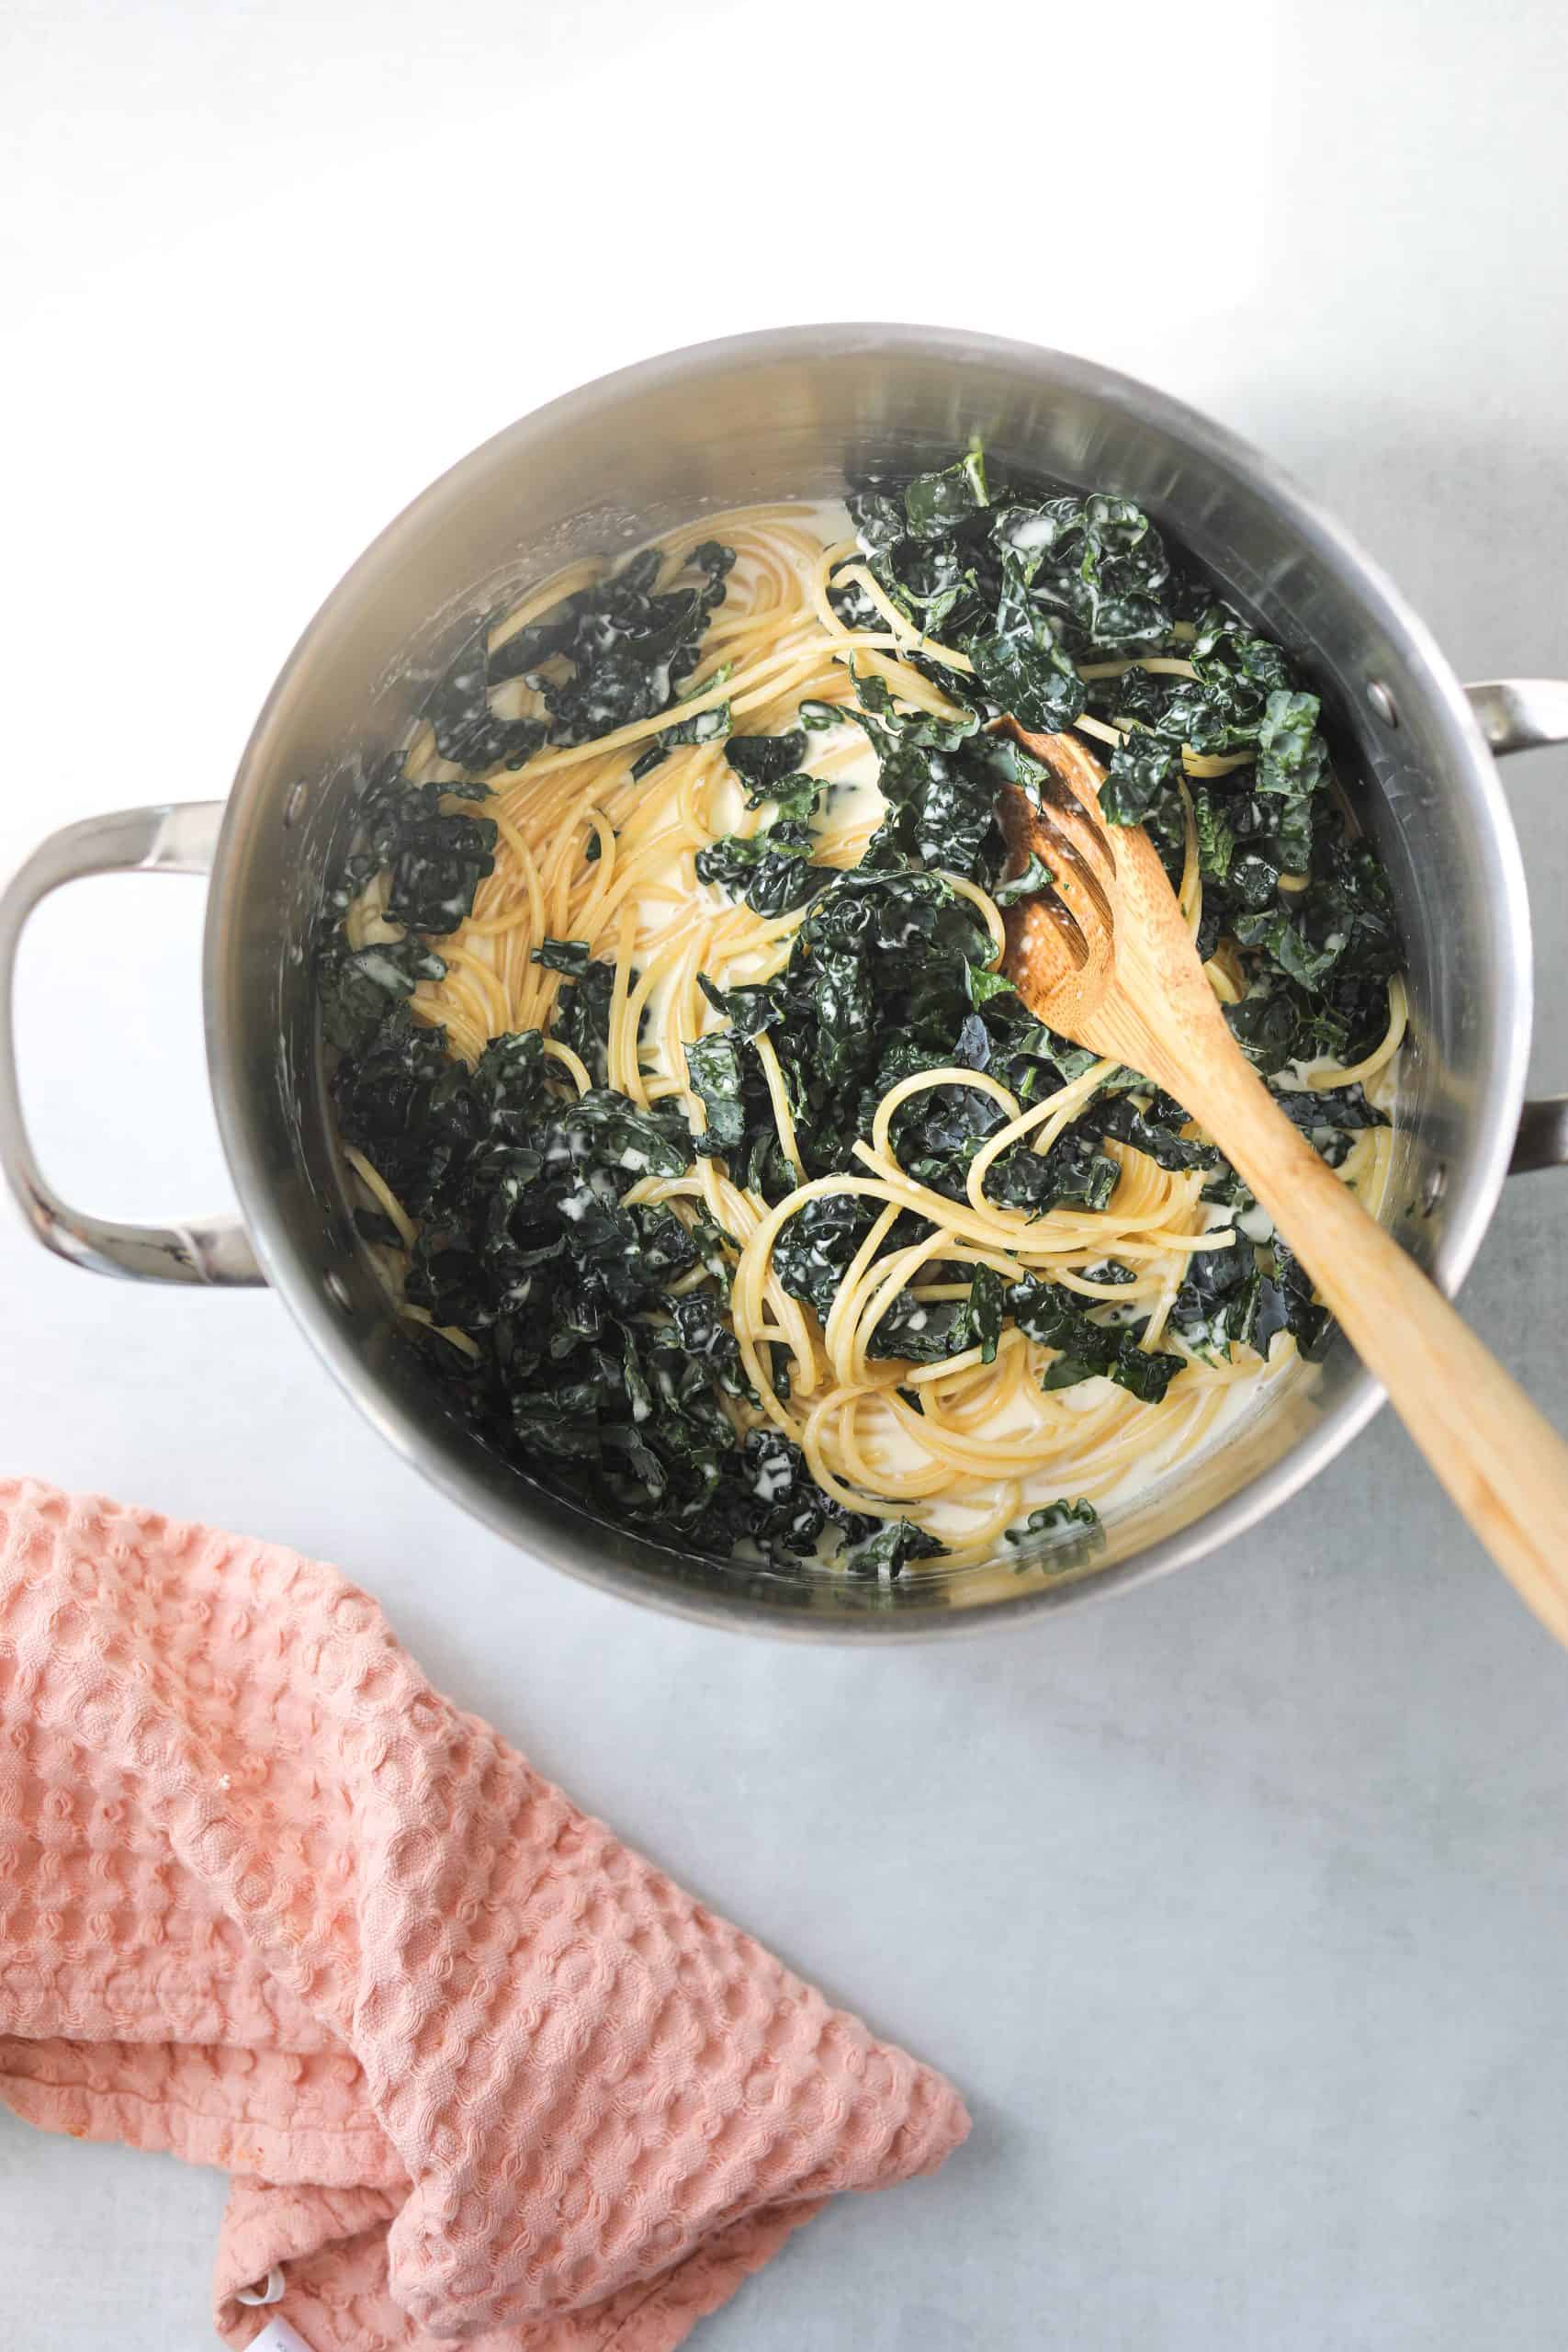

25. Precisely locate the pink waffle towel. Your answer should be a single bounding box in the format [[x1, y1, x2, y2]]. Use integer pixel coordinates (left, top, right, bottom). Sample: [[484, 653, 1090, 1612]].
[[0, 1480, 968, 2348]]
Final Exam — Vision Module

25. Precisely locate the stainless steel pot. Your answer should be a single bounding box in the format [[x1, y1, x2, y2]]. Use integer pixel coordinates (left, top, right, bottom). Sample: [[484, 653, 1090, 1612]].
[[4, 326, 1566, 1635]]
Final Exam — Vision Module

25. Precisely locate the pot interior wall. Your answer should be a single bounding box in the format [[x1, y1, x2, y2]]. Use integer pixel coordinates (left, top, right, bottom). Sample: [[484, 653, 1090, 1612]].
[[208, 331, 1522, 1631]]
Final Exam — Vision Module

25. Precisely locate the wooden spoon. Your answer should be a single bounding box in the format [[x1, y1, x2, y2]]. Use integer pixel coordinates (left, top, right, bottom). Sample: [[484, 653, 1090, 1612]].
[[995, 718, 1568, 1648]]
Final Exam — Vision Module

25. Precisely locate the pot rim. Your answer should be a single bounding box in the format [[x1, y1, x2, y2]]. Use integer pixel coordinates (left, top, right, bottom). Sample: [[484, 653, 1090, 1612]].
[[205, 323, 1533, 1639]]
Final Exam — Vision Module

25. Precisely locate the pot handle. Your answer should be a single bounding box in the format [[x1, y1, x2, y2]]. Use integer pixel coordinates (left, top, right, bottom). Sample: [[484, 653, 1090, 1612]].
[[1465, 682, 1568, 1177], [1467, 677, 1568, 757], [0, 803, 265, 1283]]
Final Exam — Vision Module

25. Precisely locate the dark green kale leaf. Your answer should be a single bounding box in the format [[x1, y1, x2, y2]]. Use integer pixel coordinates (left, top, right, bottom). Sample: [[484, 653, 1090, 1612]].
[[541, 1088, 690, 1182], [551, 957, 616, 1087], [631, 697, 735, 778], [1089, 1093, 1220, 1173], [1228, 830, 1399, 998], [1270, 1082, 1387, 1137], [964, 1262, 1004, 1363], [1168, 1235, 1268, 1359], [530, 937, 591, 977], [425, 628, 546, 773], [1232, 903, 1345, 989], [844, 672, 979, 756], [489, 539, 735, 748], [902, 449, 988, 540], [1192, 784, 1236, 882], [695, 822, 831, 917], [1007, 1497, 1099, 1542], [990, 494, 1173, 655], [661, 699, 732, 748], [828, 571, 886, 631], [795, 868, 998, 1096], [469, 1028, 553, 1136], [1099, 735, 1180, 828], [1189, 604, 1294, 695], [843, 676, 1000, 875], [1313, 834, 1401, 972], [966, 966, 1020, 1008], [1199, 794, 1316, 923], [725, 730, 807, 791], [367, 778, 499, 933], [991, 851, 1055, 908], [696, 969, 788, 1040], [319, 938, 447, 1054], [331, 1003, 474, 1214], [1256, 690, 1328, 800], [759, 775, 826, 823], [896, 541, 982, 634], [773, 1193, 878, 1316], [684, 1032, 747, 1159], [1266, 1238, 1333, 1358], [968, 582, 1086, 733], [668, 1290, 744, 1393], [846, 490, 908, 560], [1146, 605, 1293, 756], [869, 1291, 972, 1364], [1005, 1495, 1105, 1576], [843, 1518, 949, 1577], [1225, 980, 1304, 1075], [1006, 1278, 1184, 1403], [987, 1125, 1121, 1216]]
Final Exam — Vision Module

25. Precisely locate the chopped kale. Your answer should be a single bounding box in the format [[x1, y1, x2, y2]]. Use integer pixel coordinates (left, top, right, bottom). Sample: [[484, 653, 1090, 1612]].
[[1099, 735, 1180, 828], [632, 698, 734, 777], [425, 627, 545, 773], [903, 448, 988, 539], [992, 850, 1055, 908], [726, 730, 807, 791], [530, 937, 592, 977], [1006, 1496, 1105, 1576], [319, 456, 1404, 1571], [845, 450, 1403, 1363], [367, 776, 499, 934], [843, 1519, 949, 1578], [319, 937, 447, 1055], [1007, 1497, 1099, 1542], [969, 592, 1086, 734], [1089, 1093, 1219, 1175], [695, 821, 832, 917], [774, 1193, 877, 1316], [1006, 1278, 1184, 1403], [550, 958, 616, 1087], [684, 1032, 747, 1159], [487, 538, 736, 747]]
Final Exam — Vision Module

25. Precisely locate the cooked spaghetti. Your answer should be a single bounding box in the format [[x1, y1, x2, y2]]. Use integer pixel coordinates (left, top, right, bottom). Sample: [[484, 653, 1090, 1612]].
[[319, 458, 1404, 1577]]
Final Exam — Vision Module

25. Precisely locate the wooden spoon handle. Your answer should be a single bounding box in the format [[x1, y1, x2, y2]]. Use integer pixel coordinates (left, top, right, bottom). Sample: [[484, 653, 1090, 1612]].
[[1194, 1047, 1568, 1647]]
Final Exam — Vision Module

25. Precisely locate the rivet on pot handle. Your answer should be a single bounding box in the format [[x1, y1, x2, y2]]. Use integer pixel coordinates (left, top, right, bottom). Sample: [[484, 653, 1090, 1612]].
[[0, 803, 265, 1283], [1467, 681, 1568, 1176]]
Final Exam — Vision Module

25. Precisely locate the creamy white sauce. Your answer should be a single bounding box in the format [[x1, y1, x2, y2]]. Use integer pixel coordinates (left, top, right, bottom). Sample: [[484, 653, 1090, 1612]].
[[1003, 513, 1058, 553], [858, 1353, 1285, 1545]]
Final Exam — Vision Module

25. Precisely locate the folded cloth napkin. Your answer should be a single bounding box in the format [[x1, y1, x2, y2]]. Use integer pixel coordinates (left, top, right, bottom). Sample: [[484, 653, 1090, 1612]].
[[0, 1480, 967, 2349]]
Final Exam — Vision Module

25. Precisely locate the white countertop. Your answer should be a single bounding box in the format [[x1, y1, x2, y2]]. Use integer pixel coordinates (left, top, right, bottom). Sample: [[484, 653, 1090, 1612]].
[[5, 3, 1568, 2345]]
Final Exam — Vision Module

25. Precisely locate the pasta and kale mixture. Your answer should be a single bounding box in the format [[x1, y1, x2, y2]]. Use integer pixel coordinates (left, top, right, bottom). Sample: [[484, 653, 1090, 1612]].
[[318, 454, 1405, 1576]]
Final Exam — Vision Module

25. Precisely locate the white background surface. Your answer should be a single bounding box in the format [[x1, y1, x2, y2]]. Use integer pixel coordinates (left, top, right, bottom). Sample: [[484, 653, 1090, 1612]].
[[4, 2, 1568, 2345]]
